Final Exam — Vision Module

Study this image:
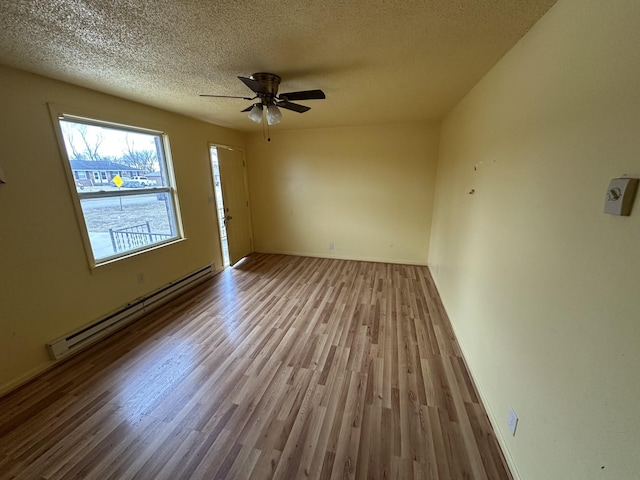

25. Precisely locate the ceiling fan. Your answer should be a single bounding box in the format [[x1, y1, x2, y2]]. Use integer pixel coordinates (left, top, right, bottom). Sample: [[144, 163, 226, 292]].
[[200, 72, 326, 126]]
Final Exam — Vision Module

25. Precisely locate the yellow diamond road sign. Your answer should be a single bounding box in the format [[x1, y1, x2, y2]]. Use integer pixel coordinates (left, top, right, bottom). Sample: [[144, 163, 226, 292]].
[[112, 174, 124, 188]]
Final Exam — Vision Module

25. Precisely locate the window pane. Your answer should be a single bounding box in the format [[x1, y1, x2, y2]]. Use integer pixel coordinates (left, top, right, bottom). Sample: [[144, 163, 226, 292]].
[[80, 193, 178, 261], [59, 120, 170, 193]]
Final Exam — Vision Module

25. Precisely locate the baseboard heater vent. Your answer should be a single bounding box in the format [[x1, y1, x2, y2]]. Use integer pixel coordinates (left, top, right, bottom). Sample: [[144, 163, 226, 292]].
[[47, 264, 215, 361]]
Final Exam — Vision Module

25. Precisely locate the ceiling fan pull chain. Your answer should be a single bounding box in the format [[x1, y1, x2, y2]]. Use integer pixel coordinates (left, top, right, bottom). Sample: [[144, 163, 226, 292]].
[[265, 119, 271, 142]]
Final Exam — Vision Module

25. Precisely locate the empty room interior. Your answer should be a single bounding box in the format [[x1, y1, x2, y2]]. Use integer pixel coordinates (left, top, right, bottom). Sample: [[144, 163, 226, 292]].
[[1, 0, 639, 479]]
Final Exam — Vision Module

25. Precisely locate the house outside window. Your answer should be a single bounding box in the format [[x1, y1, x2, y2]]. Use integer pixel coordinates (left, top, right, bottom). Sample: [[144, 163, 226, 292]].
[[55, 114, 182, 266]]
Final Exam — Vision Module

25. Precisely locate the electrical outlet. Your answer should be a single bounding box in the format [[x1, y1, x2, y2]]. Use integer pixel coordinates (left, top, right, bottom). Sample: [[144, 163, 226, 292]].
[[329, 242, 335, 250], [507, 408, 518, 436]]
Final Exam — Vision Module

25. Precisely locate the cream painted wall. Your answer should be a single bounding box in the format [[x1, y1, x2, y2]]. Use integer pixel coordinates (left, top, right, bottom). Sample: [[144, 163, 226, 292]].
[[245, 124, 439, 265], [0, 65, 244, 393], [429, 1, 640, 478]]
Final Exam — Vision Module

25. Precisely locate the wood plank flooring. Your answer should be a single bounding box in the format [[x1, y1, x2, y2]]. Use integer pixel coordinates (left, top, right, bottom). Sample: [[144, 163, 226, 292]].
[[0, 254, 512, 479]]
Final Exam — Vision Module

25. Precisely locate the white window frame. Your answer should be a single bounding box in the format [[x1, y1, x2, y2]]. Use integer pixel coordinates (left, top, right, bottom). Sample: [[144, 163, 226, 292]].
[[49, 106, 183, 268]]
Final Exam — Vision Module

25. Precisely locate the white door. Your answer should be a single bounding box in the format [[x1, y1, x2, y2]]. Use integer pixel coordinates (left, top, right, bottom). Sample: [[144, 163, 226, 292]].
[[217, 146, 253, 265]]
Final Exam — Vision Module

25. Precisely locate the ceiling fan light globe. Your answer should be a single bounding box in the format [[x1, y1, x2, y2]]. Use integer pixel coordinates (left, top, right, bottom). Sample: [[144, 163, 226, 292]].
[[266, 104, 282, 125], [248, 105, 263, 123]]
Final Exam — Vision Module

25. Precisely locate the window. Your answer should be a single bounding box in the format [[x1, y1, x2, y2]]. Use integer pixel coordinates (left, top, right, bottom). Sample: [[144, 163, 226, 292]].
[[56, 115, 182, 265]]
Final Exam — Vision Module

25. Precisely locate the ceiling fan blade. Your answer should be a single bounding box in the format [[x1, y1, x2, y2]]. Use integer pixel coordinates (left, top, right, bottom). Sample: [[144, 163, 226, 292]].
[[277, 101, 311, 113], [279, 89, 326, 101], [238, 76, 268, 94], [241, 103, 264, 112], [199, 94, 255, 100]]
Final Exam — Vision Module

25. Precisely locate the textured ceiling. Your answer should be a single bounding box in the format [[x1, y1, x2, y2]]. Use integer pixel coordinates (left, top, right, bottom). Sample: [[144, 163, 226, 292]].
[[0, 0, 556, 131]]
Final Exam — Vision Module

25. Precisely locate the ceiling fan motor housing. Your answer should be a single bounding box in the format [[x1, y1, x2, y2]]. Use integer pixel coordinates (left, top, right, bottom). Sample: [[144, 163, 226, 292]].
[[251, 72, 281, 104]]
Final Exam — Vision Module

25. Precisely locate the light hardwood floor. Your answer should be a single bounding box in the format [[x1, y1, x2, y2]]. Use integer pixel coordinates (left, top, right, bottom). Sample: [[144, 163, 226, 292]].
[[0, 254, 512, 479]]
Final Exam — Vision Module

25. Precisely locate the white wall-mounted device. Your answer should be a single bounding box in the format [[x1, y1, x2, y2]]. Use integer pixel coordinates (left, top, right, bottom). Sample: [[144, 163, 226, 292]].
[[604, 177, 638, 216]]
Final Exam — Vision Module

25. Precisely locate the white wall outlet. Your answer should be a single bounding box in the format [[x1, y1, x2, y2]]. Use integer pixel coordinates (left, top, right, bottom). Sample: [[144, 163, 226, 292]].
[[329, 242, 335, 250], [507, 408, 519, 436]]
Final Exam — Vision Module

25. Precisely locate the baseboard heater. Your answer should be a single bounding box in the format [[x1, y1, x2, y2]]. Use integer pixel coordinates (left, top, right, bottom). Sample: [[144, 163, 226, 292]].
[[47, 264, 215, 361]]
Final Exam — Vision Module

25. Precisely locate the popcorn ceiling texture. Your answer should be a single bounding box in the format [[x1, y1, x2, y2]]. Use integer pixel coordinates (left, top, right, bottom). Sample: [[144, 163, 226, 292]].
[[0, 0, 556, 130]]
